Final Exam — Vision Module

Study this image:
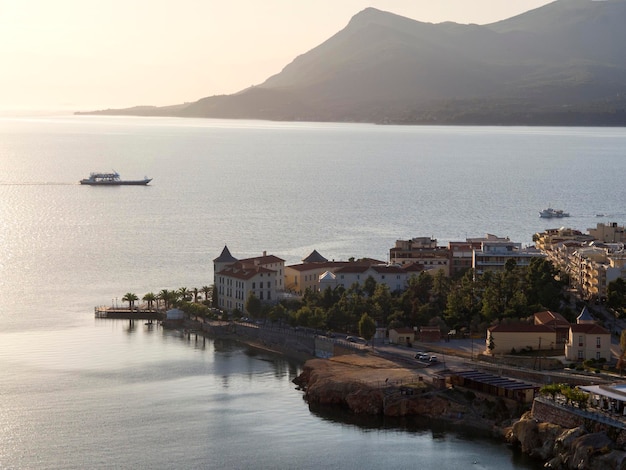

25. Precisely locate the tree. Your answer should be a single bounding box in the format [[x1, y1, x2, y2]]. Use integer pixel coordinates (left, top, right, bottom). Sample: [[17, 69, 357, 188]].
[[358, 313, 376, 342], [178, 287, 191, 303], [142, 292, 156, 311], [525, 257, 564, 310], [607, 278, 626, 312], [201, 285, 212, 303], [488, 332, 495, 354], [363, 276, 377, 297], [158, 289, 175, 310], [122, 292, 138, 311], [245, 292, 262, 318], [192, 287, 199, 303]]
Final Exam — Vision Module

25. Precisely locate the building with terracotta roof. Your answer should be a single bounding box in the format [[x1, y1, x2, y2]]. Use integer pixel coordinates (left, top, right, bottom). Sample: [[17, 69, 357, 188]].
[[565, 307, 611, 361], [318, 263, 414, 293], [213, 247, 285, 313], [534, 310, 571, 345], [389, 327, 415, 346], [486, 323, 557, 355]]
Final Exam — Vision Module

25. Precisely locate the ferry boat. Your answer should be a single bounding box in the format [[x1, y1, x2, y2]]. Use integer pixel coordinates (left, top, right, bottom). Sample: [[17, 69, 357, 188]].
[[80, 171, 152, 186], [539, 207, 569, 218]]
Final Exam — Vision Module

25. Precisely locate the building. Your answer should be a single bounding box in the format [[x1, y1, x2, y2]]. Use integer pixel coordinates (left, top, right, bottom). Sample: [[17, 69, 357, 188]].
[[320, 263, 411, 293], [389, 327, 415, 346], [486, 323, 557, 355], [564, 307, 612, 362], [213, 246, 285, 313], [534, 310, 571, 345], [448, 234, 510, 277], [389, 237, 450, 275], [588, 222, 626, 244], [473, 240, 543, 277]]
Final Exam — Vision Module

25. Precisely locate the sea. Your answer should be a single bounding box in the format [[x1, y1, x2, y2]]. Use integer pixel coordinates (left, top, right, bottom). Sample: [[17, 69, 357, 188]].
[[3, 115, 626, 469]]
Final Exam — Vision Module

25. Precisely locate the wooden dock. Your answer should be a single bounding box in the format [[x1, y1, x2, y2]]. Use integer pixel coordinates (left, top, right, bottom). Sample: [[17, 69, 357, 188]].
[[94, 306, 163, 320]]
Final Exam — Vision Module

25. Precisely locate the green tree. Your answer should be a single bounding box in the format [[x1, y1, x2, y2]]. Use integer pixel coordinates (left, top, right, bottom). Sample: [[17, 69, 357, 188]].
[[178, 287, 191, 303], [142, 292, 157, 311], [245, 292, 262, 318], [607, 278, 626, 312], [358, 313, 376, 342], [122, 292, 138, 311], [201, 285, 212, 303], [158, 289, 175, 310], [525, 257, 563, 310], [363, 276, 377, 297]]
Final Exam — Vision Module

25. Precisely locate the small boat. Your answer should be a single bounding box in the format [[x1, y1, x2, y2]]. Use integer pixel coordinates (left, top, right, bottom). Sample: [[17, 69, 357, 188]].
[[80, 171, 152, 186], [539, 207, 570, 218]]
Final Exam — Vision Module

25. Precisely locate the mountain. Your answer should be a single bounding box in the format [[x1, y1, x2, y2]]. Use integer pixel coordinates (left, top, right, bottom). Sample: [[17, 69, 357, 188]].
[[78, 0, 626, 125]]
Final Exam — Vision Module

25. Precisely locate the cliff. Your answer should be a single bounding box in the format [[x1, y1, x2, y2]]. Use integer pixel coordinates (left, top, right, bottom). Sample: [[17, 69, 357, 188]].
[[507, 410, 626, 469]]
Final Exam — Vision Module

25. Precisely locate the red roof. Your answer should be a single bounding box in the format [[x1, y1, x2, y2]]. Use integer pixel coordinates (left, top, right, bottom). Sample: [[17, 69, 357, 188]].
[[534, 310, 570, 328], [488, 323, 555, 333], [570, 323, 610, 335], [217, 262, 276, 281]]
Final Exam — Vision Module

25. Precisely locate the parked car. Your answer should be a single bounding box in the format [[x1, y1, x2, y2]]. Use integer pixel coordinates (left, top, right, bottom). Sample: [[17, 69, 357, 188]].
[[429, 356, 438, 363], [346, 336, 367, 345]]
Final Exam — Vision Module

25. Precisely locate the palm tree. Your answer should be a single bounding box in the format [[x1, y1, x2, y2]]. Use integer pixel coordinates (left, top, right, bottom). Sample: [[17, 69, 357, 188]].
[[201, 285, 212, 303], [192, 287, 199, 303], [143, 292, 157, 311], [122, 292, 139, 311], [158, 289, 173, 310], [178, 287, 190, 303]]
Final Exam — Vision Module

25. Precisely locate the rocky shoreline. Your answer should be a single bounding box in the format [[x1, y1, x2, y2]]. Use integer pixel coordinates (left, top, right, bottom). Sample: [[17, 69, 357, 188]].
[[292, 354, 517, 436], [507, 411, 626, 469], [293, 354, 626, 469]]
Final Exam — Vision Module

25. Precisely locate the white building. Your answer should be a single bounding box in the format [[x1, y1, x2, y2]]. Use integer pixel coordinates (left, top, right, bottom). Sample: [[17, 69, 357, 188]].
[[319, 264, 414, 293], [213, 246, 285, 313]]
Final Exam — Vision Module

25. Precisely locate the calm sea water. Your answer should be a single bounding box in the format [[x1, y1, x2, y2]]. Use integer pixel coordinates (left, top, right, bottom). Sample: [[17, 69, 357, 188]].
[[3, 115, 624, 468]]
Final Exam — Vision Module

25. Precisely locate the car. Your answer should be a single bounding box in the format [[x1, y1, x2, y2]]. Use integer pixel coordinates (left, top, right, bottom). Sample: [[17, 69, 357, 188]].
[[429, 356, 438, 363], [346, 336, 367, 344]]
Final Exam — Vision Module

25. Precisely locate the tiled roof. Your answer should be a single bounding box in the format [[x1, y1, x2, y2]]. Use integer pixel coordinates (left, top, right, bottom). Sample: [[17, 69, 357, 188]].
[[534, 310, 570, 328], [238, 254, 285, 264], [286, 261, 350, 272], [488, 323, 555, 333], [570, 323, 610, 335], [217, 262, 276, 281], [391, 327, 415, 334]]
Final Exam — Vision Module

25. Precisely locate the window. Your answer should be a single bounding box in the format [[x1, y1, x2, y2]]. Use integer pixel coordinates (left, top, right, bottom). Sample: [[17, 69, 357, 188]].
[[596, 352, 601, 360], [597, 337, 601, 348], [260, 291, 264, 300], [578, 336, 583, 347], [578, 350, 584, 360], [252, 282, 255, 289]]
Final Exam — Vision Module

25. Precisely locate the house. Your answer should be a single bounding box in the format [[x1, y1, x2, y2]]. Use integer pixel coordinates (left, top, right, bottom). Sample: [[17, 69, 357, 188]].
[[419, 326, 441, 342], [318, 262, 410, 293], [534, 310, 570, 345], [213, 246, 285, 313], [486, 323, 557, 355], [389, 327, 415, 346], [564, 307, 612, 362]]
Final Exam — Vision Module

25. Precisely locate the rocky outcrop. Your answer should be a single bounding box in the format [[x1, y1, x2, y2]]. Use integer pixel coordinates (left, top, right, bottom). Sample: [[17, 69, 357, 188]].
[[295, 356, 479, 422], [508, 412, 626, 469]]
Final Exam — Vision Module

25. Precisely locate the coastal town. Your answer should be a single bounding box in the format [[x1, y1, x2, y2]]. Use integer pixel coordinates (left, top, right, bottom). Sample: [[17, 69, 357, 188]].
[[99, 221, 626, 468]]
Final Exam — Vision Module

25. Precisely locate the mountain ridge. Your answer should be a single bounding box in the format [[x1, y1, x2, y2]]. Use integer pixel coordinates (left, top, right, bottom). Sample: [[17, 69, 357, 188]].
[[77, 0, 626, 125]]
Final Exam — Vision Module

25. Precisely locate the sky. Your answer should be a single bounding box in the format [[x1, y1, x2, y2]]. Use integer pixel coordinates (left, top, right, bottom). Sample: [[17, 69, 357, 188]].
[[0, 0, 554, 112]]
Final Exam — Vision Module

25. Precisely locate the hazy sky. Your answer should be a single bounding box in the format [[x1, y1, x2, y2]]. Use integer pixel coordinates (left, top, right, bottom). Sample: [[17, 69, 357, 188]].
[[0, 0, 553, 112]]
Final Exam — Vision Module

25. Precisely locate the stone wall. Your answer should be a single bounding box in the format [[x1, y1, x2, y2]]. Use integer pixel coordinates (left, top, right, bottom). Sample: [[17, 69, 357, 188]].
[[532, 398, 626, 449]]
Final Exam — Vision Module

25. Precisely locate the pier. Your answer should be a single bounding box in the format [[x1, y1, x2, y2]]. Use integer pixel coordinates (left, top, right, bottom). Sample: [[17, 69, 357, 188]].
[[94, 306, 163, 320]]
